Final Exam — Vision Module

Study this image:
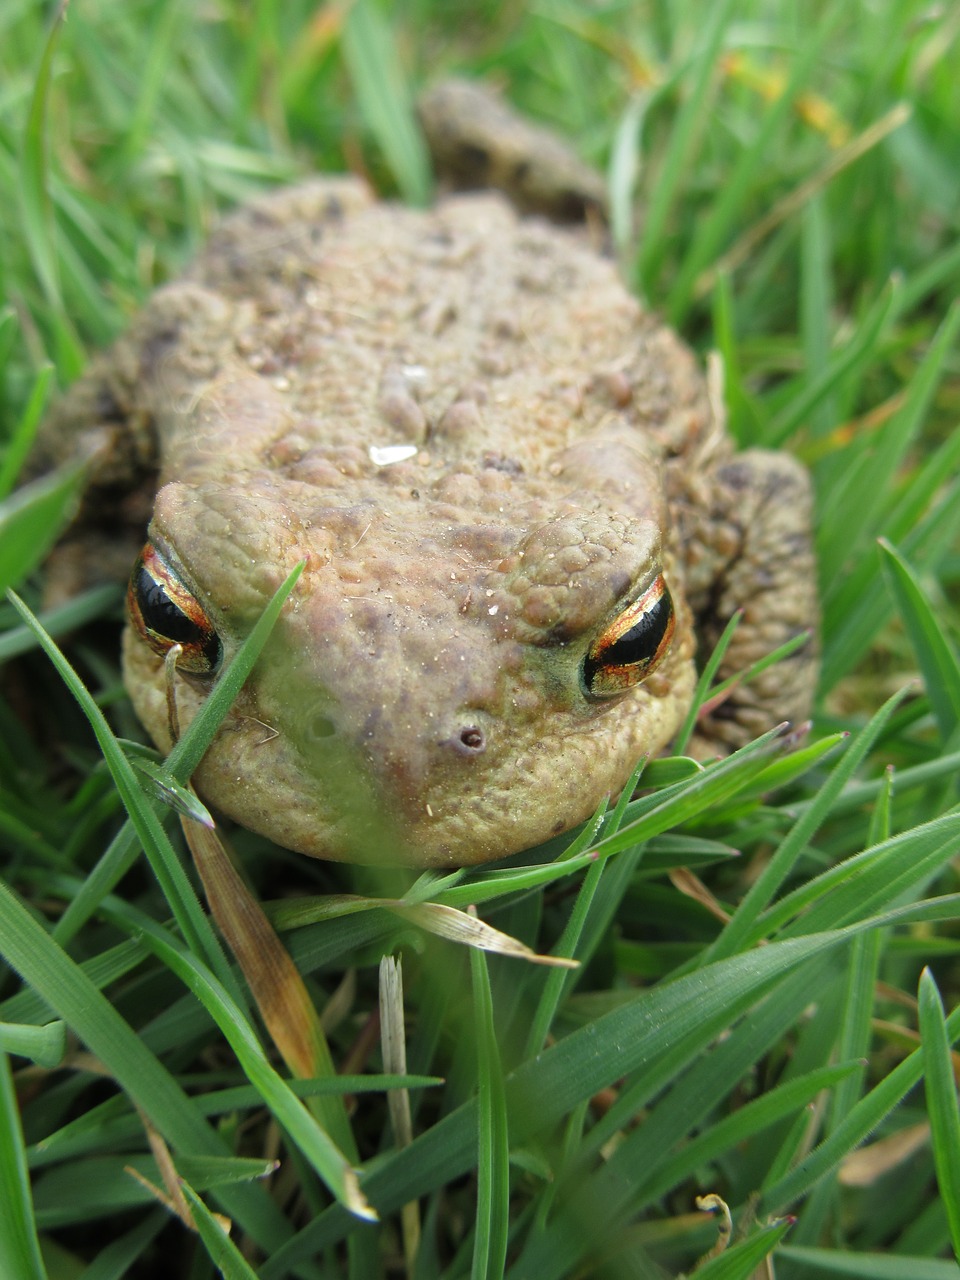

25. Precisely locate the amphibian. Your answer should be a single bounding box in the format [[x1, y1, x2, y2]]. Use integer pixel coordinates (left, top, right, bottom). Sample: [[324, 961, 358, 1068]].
[[38, 82, 817, 867]]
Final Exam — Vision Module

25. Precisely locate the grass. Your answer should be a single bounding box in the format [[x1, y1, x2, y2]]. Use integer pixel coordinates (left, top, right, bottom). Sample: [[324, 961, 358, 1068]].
[[1, 0, 960, 1277]]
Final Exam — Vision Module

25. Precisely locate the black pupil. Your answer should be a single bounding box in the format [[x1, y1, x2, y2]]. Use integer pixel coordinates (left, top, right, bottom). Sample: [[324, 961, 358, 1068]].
[[135, 566, 222, 669], [583, 589, 674, 691], [603, 592, 673, 668]]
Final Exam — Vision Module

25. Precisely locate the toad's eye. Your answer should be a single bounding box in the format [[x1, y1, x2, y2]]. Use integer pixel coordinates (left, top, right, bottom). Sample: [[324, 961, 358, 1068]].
[[127, 543, 222, 675], [582, 573, 675, 699]]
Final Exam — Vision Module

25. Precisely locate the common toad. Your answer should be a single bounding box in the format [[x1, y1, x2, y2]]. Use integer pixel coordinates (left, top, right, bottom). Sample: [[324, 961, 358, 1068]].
[[38, 84, 817, 866]]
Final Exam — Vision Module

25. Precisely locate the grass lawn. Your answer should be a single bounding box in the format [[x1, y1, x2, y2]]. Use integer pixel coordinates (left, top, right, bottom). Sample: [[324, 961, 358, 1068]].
[[2, 1, 960, 1277]]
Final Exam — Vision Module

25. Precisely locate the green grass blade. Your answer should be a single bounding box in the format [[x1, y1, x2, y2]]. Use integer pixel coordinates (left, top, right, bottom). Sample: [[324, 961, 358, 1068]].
[[638, 1062, 862, 1211], [879, 539, 960, 743], [756, 812, 960, 940], [775, 813, 960, 939], [830, 929, 882, 1124], [711, 271, 756, 446], [75, 1210, 167, 1280], [523, 855, 607, 1058], [50, 824, 142, 947], [18, 1, 82, 377], [820, 300, 960, 596], [0, 877, 292, 1250], [0, 363, 52, 498], [728, 732, 846, 805], [0, 583, 118, 664], [778, 1246, 960, 1278], [0, 1051, 46, 1280], [608, 90, 651, 260], [0, 1019, 64, 1068], [705, 686, 910, 961], [518, 957, 841, 1280], [259, 918, 928, 1271], [19, 4, 65, 311], [762, 985, 960, 1214], [0, 464, 87, 594], [800, 194, 835, 438], [125, 749, 215, 827], [667, 10, 839, 324], [918, 967, 960, 1264], [179, 1181, 262, 1280], [121, 908, 373, 1221], [692, 1218, 793, 1280], [896, 236, 960, 315], [821, 484, 960, 689], [673, 609, 742, 753], [341, 0, 431, 207], [470, 947, 509, 1280], [635, 0, 736, 293], [6, 591, 234, 992], [769, 277, 898, 449], [169, 1153, 278, 1190]]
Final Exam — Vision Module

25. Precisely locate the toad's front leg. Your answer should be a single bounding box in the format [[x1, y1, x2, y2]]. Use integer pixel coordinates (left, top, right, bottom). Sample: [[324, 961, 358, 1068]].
[[681, 448, 819, 754]]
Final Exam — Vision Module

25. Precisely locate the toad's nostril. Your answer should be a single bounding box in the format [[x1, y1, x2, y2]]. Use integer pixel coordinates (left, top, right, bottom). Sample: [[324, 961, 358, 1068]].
[[455, 725, 485, 754], [308, 713, 338, 741]]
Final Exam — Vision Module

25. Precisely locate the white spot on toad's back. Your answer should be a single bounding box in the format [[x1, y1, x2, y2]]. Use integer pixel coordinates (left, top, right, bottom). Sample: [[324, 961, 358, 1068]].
[[369, 444, 419, 466]]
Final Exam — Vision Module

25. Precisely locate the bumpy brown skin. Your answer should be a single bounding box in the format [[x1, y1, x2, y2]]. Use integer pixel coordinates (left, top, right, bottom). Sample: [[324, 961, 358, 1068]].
[[417, 79, 607, 221], [41, 177, 817, 867]]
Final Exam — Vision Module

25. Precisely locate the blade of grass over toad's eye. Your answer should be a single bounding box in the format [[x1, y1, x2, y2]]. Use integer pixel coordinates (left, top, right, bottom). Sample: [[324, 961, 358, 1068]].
[[6, 591, 235, 996], [0, 1051, 46, 1280], [879, 539, 960, 744], [918, 968, 960, 1264], [164, 561, 304, 782], [48, 562, 304, 948]]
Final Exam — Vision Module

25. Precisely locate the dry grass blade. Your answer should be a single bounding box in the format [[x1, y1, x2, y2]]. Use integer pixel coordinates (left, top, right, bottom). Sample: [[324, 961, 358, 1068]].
[[379, 956, 420, 1272], [393, 902, 580, 968], [181, 818, 343, 1110]]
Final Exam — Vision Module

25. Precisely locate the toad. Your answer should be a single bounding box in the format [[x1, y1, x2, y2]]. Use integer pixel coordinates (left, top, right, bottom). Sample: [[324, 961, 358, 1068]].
[[36, 82, 817, 866]]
